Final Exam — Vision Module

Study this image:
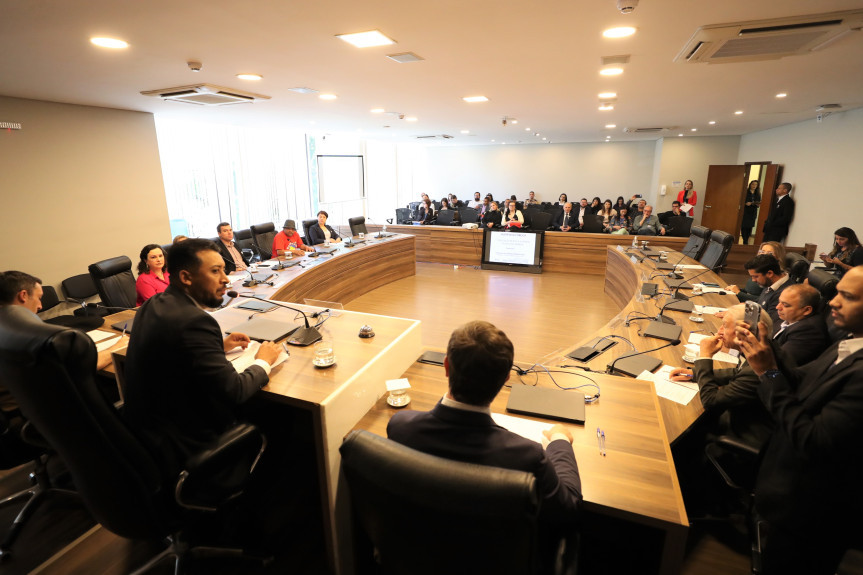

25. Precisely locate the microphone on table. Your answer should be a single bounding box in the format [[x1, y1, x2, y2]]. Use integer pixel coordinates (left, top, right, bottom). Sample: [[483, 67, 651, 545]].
[[238, 294, 322, 346], [242, 269, 274, 288], [83, 303, 137, 312], [606, 339, 681, 376], [219, 290, 239, 309], [668, 265, 722, 301]]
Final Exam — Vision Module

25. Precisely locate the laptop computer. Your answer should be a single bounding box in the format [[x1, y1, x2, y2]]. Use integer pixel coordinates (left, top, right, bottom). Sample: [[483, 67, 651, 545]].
[[506, 385, 586, 425]]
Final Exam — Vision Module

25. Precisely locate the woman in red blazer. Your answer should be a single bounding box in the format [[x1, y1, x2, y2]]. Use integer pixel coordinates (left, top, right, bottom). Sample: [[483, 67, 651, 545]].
[[676, 180, 697, 216]]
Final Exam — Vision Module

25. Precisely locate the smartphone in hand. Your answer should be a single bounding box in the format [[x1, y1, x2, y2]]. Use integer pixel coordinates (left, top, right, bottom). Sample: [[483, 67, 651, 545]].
[[744, 301, 760, 339]]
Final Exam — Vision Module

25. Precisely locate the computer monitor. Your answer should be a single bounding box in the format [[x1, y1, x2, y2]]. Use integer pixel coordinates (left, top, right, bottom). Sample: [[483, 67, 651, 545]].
[[480, 228, 544, 274]]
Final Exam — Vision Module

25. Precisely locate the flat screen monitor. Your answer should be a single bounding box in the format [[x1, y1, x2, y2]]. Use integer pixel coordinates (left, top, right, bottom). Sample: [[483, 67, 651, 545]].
[[481, 228, 544, 274]]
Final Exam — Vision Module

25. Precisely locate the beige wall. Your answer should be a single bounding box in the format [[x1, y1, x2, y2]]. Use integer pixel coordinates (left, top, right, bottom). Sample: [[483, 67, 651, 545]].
[[0, 96, 168, 293], [738, 106, 863, 251]]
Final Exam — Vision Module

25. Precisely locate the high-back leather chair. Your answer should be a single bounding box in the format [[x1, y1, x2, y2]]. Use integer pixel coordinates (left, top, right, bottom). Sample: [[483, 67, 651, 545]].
[[301, 219, 318, 244], [88, 256, 137, 310], [698, 230, 734, 271], [530, 211, 553, 231], [62, 273, 105, 317], [808, 268, 839, 303], [785, 252, 810, 283], [340, 430, 548, 575], [249, 222, 278, 260], [683, 225, 712, 261], [0, 306, 267, 574], [458, 207, 479, 225], [348, 216, 368, 236], [395, 207, 412, 224]]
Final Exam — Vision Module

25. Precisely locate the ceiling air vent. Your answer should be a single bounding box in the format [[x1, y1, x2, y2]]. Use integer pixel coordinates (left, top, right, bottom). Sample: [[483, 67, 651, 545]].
[[415, 134, 454, 139], [141, 84, 271, 106], [675, 9, 863, 64], [623, 127, 673, 134]]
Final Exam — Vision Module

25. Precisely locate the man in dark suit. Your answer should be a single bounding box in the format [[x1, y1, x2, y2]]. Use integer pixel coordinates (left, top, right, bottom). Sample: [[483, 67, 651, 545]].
[[553, 202, 576, 232], [773, 284, 830, 366], [124, 238, 281, 477], [746, 254, 790, 333], [215, 222, 248, 274], [738, 266, 863, 575], [762, 182, 795, 242], [387, 321, 582, 526]]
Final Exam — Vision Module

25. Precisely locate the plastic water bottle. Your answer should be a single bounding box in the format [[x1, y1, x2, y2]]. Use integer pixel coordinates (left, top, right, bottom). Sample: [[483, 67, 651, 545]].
[[631, 235, 638, 248]]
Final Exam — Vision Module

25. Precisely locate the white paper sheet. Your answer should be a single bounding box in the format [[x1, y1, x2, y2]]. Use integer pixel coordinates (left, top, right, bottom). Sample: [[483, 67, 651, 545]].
[[227, 340, 289, 372], [692, 283, 726, 293], [693, 305, 727, 315], [491, 412, 550, 445], [638, 365, 698, 405], [685, 333, 740, 364], [87, 329, 116, 343], [676, 264, 707, 270]]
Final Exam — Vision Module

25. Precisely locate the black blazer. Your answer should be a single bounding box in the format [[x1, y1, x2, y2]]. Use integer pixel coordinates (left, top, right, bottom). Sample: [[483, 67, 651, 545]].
[[553, 210, 576, 231], [482, 210, 502, 228], [387, 401, 581, 523], [308, 223, 340, 246], [123, 286, 268, 477], [763, 195, 795, 242], [757, 278, 791, 333], [215, 240, 244, 273], [773, 313, 831, 366]]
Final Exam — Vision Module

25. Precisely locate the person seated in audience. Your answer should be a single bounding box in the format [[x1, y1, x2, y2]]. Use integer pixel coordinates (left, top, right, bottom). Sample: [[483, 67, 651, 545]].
[[215, 222, 248, 273], [628, 198, 647, 221], [136, 244, 170, 306], [670, 303, 775, 447], [772, 283, 830, 366], [172, 235, 188, 244], [387, 320, 581, 532], [450, 194, 464, 209], [419, 198, 435, 224], [588, 197, 602, 215], [820, 227, 863, 279], [554, 202, 576, 232], [555, 193, 568, 206], [746, 253, 790, 332], [308, 210, 342, 245], [439, 198, 452, 212], [273, 219, 314, 257], [725, 241, 785, 302], [735, 266, 863, 575], [614, 196, 626, 213], [524, 191, 539, 206], [467, 192, 483, 210], [608, 205, 631, 234], [658, 201, 684, 224], [575, 198, 590, 229], [482, 202, 502, 228], [477, 196, 490, 217], [597, 199, 616, 228], [631, 205, 666, 236], [0, 271, 128, 444], [503, 200, 524, 227]]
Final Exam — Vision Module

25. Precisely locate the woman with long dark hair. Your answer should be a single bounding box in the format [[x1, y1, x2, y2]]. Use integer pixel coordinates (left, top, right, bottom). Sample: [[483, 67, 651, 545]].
[[820, 227, 863, 278], [135, 244, 169, 306], [740, 180, 761, 244]]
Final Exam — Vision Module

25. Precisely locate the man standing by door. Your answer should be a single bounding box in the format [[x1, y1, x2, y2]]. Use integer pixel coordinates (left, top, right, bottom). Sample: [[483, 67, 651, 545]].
[[763, 182, 795, 243]]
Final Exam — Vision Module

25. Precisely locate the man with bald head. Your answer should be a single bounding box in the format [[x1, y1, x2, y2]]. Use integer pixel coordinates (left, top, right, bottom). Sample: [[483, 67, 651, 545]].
[[772, 283, 830, 365], [737, 266, 863, 574], [631, 205, 666, 236]]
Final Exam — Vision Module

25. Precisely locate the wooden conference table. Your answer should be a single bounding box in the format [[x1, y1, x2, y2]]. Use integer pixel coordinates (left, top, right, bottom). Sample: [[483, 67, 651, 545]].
[[352, 244, 739, 575], [103, 234, 421, 573]]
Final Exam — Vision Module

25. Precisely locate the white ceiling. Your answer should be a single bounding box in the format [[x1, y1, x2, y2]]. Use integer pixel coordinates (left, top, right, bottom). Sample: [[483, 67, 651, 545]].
[[2, 0, 863, 145]]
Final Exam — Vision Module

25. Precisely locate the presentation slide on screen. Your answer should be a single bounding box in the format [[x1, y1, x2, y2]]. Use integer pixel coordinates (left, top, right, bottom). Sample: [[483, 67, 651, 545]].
[[488, 232, 537, 266]]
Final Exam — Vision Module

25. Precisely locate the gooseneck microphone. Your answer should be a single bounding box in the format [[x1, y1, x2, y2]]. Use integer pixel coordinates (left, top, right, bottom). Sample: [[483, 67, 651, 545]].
[[606, 339, 681, 376], [219, 290, 239, 309], [668, 264, 722, 301], [238, 294, 322, 346]]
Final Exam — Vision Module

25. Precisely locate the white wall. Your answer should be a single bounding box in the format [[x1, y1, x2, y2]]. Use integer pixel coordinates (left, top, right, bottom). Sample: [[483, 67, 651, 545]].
[[0, 96, 168, 291], [419, 141, 657, 205], [738, 107, 863, 251]]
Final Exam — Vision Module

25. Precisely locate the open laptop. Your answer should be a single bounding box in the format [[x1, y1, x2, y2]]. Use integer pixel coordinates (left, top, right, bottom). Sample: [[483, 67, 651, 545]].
[[506, 385, 586, 425]]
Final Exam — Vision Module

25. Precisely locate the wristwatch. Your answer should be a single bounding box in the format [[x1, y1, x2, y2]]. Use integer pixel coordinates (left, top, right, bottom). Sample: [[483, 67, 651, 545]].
[[762, 369, 782, 380]]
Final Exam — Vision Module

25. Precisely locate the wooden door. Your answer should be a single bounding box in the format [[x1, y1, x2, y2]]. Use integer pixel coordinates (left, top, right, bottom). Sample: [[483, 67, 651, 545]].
[[752, 164, 782, 246], [701, 165, 746, 235]]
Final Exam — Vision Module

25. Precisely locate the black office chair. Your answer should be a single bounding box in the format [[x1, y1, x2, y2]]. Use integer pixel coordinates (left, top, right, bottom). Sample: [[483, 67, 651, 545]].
[[458, 207, 479, 225], [407, 202, 422, 221], [348, 217, 368, 236], [0, 305, 268, 574], [530, 211, 553, 231], [808, 268, 839, 303], [340, 430, 577, 575], [62, 273, 107, 317], [88, 256, 137, 310], [434, 210, 455, 226], [395, 208, 412, 225], [233, 229, 257, 263], [581, 215, 605, 234], [250, 222, 278, 260], [524, 207, 541, 229], [785, 252, 810, 283], [698, 230, 734, 271], [301, 219, 318, 245], [682, 225, 711, 261], [665, 216, 693, 238]]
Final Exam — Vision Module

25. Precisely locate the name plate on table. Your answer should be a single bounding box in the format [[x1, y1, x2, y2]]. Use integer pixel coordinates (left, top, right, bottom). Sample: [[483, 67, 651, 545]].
[[631, 255, 640, 264]]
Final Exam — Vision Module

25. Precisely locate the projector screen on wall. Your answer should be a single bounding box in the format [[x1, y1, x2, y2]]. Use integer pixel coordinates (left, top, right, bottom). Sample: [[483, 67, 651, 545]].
[[481, 228, 544, 274]]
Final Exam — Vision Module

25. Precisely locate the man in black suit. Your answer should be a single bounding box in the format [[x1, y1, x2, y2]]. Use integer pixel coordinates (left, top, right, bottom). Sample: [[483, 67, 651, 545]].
[[745, 254, 790, 333], [124, 238, 281, 477], [553, 202, 575, 232], [387, 321, 582, 526], [773, 284, 830, 366], [215, 222, 248, 274], [762, 182, 795, 242], [738, 266, 863, 575]]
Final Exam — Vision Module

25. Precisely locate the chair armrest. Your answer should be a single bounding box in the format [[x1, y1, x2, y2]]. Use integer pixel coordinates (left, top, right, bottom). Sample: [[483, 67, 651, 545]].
[[704, 435, 760, 492], [175, 422, 267, 511], [712, 435, 760, 457]]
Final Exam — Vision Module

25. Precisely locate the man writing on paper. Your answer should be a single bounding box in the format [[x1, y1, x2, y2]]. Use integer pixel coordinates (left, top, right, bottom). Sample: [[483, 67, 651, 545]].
[[387, 321, 582, 527], [124, 239, 281, 478]]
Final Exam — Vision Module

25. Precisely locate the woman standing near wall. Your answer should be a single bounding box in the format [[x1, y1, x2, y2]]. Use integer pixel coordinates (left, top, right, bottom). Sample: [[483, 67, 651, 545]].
[[740, 180, 761, 244], [677, 180, 697, 216]]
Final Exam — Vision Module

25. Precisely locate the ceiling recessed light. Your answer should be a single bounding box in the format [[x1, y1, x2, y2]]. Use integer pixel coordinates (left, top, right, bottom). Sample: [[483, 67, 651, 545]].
[[678, 133, 684, 137], [691, 128, 697, 132], [534, 133, 540, 136], [709, 121, 716, 125], [541, 137, 547, 141], [236, 73, 262, 81], [598, 92, 617, 99], [463, 96, 488, 103], [605, 124, 617, 129], [387, 52, 424, 64], [90, 37, 128, 49], [600, 67, 624, 76], [511, 119, 518, 124], [776, 92, 787, 98], [336, 30, 395, 48], [370, 108, 385, 113], [598, 104, 614, 111], [460, 130, 470, 134], [603, 26, 636, 39], [319, 94, 338, 100], [405, 117, 417, 122], [735, 110, 744, 115], [525, 127, 531, 131]]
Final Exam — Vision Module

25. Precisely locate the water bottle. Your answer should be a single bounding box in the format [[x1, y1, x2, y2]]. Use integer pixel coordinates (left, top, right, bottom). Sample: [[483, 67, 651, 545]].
[[631, 235, 638, 248]]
